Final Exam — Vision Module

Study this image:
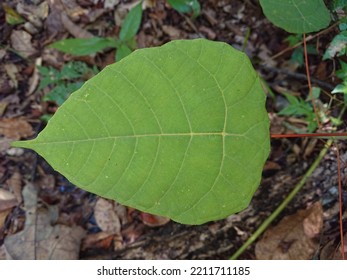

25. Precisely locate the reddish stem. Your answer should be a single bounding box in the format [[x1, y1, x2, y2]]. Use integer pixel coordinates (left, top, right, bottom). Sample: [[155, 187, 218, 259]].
[[271, 133, 347, 138]]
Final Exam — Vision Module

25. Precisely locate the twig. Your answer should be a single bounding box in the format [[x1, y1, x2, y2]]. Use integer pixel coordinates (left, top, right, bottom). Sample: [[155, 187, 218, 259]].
[[229, 139, 333, 260], [259, 65, 335, 91], [269, 21, 340, 60]]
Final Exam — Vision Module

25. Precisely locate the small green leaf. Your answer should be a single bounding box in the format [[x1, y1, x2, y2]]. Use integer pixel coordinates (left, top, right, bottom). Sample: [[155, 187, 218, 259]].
[[259, 0, 331, 33], [336, 60, 347, 79], [332, 83, 347, 94], [50, 37, 118, 56], [12, 39, 270, 225], [44, 82, 84, 106], [116, 43, 132, 61], [323, 31, 347, 60], [119, 2, 143, 42], [3, 4, 25, 25], [167, 0, 201, 17]]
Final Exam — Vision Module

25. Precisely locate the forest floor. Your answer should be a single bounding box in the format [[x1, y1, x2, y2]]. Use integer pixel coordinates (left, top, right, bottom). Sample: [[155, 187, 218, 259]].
[[0, 0, 346, 260]]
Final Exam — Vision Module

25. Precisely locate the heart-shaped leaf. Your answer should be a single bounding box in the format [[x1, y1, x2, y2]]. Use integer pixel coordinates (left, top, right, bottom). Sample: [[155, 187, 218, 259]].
[[12, 39, 270, 225], [260, 0, 331, 34]]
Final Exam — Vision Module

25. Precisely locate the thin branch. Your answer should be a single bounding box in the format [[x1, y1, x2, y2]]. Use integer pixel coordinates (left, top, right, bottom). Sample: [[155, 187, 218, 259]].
[[269, 21, 340, 60], [259, 64, 335, 91], [229, 139, 333, 260]]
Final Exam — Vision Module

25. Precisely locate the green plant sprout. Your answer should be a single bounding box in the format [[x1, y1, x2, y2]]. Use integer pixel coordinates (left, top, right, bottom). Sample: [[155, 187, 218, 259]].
[[49, 0, 200, 61], [38, 61, 99, 106], [285, 34, 317, 66]]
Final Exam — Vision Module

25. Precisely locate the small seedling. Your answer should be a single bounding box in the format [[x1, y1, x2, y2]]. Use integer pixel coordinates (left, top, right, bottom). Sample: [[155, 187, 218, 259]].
[[49, 0, 201, 61], [38, 61, 98, 106]]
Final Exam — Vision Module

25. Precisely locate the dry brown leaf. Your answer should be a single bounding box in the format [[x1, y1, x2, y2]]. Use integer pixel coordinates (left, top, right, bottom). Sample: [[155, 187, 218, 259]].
[[0, 245, 6, 260], [6, 171, 23, 204], [27, 58, 42, 96], [61, 13, 93, 38], [81, 232, 114, 251], [143, 0, 157, 8], [320, 234, 347, 260], [255, 202, 323, 260], [0, 118, 34, 140], [94, 197, 121, 234], [0, 188, 17, 228], [4, 183, 86, 259], [162, 25, 182, 39], [4, 64, 18, 88], [10, 30, 36, 58], [46, 0, 65, 34], [140, 212, 170, 227], [104, 0, 120, 9], [0, 209, 12, 229]]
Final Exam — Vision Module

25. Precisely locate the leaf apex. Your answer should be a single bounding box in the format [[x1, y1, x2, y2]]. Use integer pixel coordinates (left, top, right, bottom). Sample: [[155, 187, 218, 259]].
[[11, 139, 36, 149]]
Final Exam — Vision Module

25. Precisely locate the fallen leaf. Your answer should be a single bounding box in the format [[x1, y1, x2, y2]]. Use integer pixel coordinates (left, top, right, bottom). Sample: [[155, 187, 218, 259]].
[[5, 171, 23, 204], [61, 13, 93, 38], [81, 232, 114, 251], [4, 64, 18, 88], [4, 183, 86, 259], [104, 0, 120, 9], [162, 25, 181, 39], [255, 202, 323, 260], [198, 26, 216, 40], [3, 4, 25, 25], [27, 58, 42, 96], [140, 212, 170, 227], [0, 188, 17, 228], [46, 0, 65, 34], [0, 118, 34, 140], [0, 208, 11, 229], [10, 30, 36, 58], [320, 234, 347, 260], [0, 245, 6, 260], [94, 198, 121, 234]]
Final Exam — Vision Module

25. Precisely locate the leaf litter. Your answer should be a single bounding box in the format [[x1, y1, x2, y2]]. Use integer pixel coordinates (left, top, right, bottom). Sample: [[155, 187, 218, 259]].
[[4, 183, 85, 259], [255, 202, 323, 260]]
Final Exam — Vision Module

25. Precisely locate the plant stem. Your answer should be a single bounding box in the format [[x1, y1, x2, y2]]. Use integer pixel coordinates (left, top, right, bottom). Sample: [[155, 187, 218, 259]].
[[271, 133, 347, 139], [229, 139, 333, 260], [269, 21, 340, 60]]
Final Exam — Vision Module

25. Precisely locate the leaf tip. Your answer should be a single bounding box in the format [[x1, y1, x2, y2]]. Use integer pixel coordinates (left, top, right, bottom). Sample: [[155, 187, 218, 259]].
[[10, 139, 36, 150]]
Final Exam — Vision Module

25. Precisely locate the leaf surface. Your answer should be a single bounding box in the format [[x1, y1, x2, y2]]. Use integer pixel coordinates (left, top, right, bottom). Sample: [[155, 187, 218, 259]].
[[50, 37, 118, 56], [259, 0, 331, 33], [13, 39, 270, 224], [119, 2, 143, 42]]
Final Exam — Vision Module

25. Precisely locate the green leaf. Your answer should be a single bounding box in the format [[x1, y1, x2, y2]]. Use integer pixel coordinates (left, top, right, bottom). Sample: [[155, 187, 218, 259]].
[[12, 39, 270, 225], [332, 82, 347, 94], [167, 0, 201, 17], [44, 82, 84, 106], [336, 60, 347, 79], [116, 43, 133, 61], [119, 2, 143, 42], [259, 0, 331, 33], [50, 37, 118, 56], [323, 31, 347, 59], [3, 4, 25, 25]]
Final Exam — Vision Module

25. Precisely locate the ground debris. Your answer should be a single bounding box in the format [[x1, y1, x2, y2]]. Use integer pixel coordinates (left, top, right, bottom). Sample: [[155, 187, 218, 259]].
[[255, 202, 323, 260]]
